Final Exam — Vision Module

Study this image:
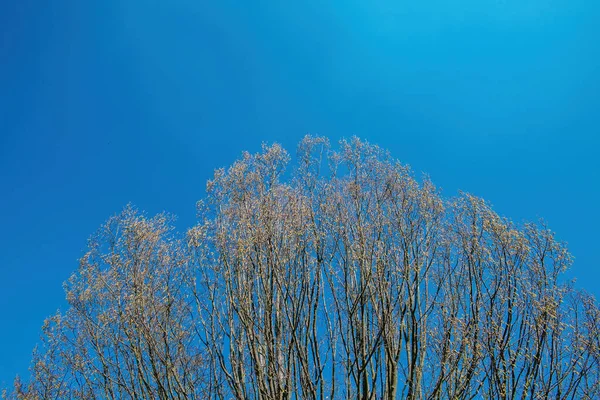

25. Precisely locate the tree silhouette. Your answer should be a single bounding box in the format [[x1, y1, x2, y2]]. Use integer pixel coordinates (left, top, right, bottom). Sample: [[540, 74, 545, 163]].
[[6, 137, 599, 399]]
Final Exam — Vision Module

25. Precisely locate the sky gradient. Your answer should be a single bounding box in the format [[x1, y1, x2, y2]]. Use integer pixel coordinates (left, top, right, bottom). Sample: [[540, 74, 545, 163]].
[[1, 0, 599, 387]]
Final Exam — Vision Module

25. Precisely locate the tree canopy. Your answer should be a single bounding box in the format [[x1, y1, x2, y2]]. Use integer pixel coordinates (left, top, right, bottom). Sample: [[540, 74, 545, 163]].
[[6, 137, 599, 399]]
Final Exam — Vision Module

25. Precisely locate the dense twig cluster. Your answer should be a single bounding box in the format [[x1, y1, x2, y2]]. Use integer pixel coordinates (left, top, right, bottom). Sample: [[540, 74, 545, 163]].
[[6, 137, 599, 399]]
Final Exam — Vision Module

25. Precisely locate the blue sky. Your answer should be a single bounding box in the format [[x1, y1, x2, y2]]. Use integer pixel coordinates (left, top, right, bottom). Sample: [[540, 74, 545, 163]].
[[1, 0, 599, 387]]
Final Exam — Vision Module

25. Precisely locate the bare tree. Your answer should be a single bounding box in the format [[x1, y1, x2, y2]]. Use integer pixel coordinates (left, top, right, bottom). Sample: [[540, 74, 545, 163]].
[[7, 207, 208, 399], [7, 136, 600, 399]]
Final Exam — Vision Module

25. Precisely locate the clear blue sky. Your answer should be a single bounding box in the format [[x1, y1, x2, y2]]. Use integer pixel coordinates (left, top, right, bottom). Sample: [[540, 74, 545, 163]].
[[1, 0, 598, 387]]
